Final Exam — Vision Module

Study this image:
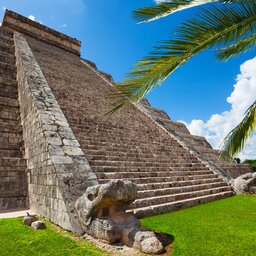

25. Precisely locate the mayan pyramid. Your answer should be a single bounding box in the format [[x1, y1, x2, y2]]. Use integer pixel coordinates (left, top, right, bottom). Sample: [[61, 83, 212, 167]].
[[0, 11, 252, 232]]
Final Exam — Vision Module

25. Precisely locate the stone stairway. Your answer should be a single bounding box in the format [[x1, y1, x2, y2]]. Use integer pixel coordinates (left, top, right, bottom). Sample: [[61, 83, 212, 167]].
[[71, 122, 233, 218], [24, 34, 234, 219], [141, 100, 252, 178], [0, 27, 28, 211]]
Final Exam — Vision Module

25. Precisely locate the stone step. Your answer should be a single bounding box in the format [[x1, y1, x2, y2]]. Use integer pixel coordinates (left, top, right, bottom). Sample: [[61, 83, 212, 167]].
[[0, 75, 17, 87], [142, 104, 170, 119], [90, 160, 207, 169], [129, 186, 232, 210], [0, 105, 20, 120], [0, 42, 14, 55], [84, 148, 196, 161], [80, 136, 188, 150], [0, 61, 16, 78], [0, 51, 15, 65], [0, 149, 22, 158], [0, 118, 22, 133], [83, 143, 192, 155], [0, 59, 15, 69], [129, 191, 234, 218], [155, 117, 189, 133], [0, 157, 27, 210], [98, 173, 219, 184], [84, 150, 195, 161], [0, 96, 19, 108], [0, 157, 27, 167], [93, 165, 209, 173], [86, 154, 204, 165], [0, 134, 23, 149], [136, 177, 224, 191], [0, 28, 13, 37], [96, 169, 213, 179], [0, 32, 14, 43], [0, 83, 19, 100], [86, 154, 205, 168], [137, 181, 228, 198], [89, 156, 199, 167]]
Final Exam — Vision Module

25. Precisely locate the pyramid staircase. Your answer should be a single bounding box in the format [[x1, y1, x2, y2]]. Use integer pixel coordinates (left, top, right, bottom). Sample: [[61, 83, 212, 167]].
[[141, 101, 252, 179], [18, 34, 237, 219], [0, 27, 27, 211]]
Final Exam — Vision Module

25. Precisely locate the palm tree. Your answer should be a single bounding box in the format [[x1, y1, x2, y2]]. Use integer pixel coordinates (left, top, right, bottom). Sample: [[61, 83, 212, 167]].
[[110, 0, 256, 158]]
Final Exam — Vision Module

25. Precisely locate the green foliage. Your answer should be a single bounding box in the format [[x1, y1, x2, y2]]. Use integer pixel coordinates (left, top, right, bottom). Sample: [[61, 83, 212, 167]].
[[222, 101, 256, 157], [0, 218, 108, 256], [244, 159, 256, 171], [142, 195, 256, 256]]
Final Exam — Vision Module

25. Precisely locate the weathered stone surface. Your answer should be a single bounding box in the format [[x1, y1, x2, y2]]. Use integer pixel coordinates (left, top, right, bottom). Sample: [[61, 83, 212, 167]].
[[0, 27, 28, 211], [23, 213, 38, 226], [31, 221, 46, 230], [133, 230, 164, 255], [76, 179, 164, 254], [230, 172, 256, 194], [14, 32, 98, 233]]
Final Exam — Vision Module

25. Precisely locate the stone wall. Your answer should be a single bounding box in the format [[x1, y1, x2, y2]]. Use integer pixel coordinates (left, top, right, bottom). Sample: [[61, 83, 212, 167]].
[[3, 10, 80, 56], [14, 32, 98, 232]]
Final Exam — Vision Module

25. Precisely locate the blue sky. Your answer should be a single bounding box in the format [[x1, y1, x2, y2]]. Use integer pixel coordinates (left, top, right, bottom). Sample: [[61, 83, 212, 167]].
[[0, 0, 255, 158]]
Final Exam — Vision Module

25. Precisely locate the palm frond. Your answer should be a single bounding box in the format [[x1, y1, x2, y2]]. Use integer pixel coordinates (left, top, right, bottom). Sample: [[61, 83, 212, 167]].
[[222, 101, 256, 157], [110, 3, 256, 113], [134, 0, 214, 23], [133, 0, 255, 23], [216, 34, 256, 61]]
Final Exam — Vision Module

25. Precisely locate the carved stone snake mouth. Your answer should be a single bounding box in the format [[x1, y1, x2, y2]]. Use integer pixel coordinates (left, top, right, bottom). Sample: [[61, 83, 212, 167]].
[[75, 179, 164, 254]]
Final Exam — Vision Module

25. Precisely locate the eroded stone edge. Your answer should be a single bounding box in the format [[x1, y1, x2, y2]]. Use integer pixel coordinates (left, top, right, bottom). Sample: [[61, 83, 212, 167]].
[[14, 32, 98, 233]]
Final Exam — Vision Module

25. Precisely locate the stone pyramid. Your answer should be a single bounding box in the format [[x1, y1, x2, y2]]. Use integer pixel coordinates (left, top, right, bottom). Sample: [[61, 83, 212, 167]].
[[0, 10, 252, 232]]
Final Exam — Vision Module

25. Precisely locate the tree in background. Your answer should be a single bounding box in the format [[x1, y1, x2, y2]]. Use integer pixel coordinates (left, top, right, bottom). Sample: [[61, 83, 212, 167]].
[[244, 159, 256, 171], [110, 0, 256, 158]]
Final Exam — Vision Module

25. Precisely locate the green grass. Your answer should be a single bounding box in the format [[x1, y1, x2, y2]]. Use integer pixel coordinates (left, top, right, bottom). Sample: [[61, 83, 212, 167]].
[[0, 218, 109, 256], [1, 196, 256, 256], [141, 195, 256, 256]]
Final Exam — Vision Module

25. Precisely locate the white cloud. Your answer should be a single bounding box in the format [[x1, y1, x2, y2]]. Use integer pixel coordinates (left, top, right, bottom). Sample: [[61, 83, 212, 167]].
[[0, 23, 1, 26], [2, 6, 6, 11], [60, 24, 67, 28], [28, 15, 36, 21], [183, 57, 256, 160]]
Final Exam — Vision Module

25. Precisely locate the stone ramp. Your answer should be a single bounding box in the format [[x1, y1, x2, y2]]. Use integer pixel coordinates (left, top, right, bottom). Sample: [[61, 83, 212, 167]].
[[0, 27, 28, 211], [23, 35, 234, 218]]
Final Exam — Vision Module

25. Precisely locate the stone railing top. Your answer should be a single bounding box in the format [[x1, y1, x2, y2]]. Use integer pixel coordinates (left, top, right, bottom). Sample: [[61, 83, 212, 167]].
[[3, 10, 81, 56]]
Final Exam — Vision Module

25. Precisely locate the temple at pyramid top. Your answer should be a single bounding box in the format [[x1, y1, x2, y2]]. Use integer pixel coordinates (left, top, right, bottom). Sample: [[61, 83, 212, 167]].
[[2, 10, 81, 55]]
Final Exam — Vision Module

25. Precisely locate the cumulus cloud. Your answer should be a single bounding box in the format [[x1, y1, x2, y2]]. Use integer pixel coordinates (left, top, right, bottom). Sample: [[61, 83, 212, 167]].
[[60, 24, 67, 28], [2, 6, 6, 11], [182, 57, 256, 160]]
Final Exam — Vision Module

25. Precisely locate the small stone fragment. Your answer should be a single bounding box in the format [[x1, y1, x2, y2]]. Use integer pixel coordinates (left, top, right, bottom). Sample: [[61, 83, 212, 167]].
[[23, 213, 38, 226], [31, 221, 46, 230]]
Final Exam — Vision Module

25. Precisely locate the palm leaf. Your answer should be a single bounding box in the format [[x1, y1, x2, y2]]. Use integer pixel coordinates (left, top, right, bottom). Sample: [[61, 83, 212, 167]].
[[134, 0, 214, 23], [134, 0, 255, 23], [216, 34, 256, 61], [222, 101, 256, 157], [111, 3, 256, 112]]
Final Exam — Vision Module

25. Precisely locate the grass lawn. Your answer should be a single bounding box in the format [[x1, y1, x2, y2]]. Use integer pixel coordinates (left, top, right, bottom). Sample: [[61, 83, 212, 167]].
[[142, 195, 256, 256], [0, 195, 255, 256], [0, 217, 109, 256]]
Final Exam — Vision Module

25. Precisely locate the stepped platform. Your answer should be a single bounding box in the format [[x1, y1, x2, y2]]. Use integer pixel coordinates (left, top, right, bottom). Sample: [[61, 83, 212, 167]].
[[0, 10, 252, 230], [24, 34, 235, 218], [0, 27, 28, 211]]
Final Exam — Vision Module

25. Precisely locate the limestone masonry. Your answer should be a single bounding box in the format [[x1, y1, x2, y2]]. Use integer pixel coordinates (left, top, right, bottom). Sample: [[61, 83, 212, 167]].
[[0, 10, 253, 233]]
